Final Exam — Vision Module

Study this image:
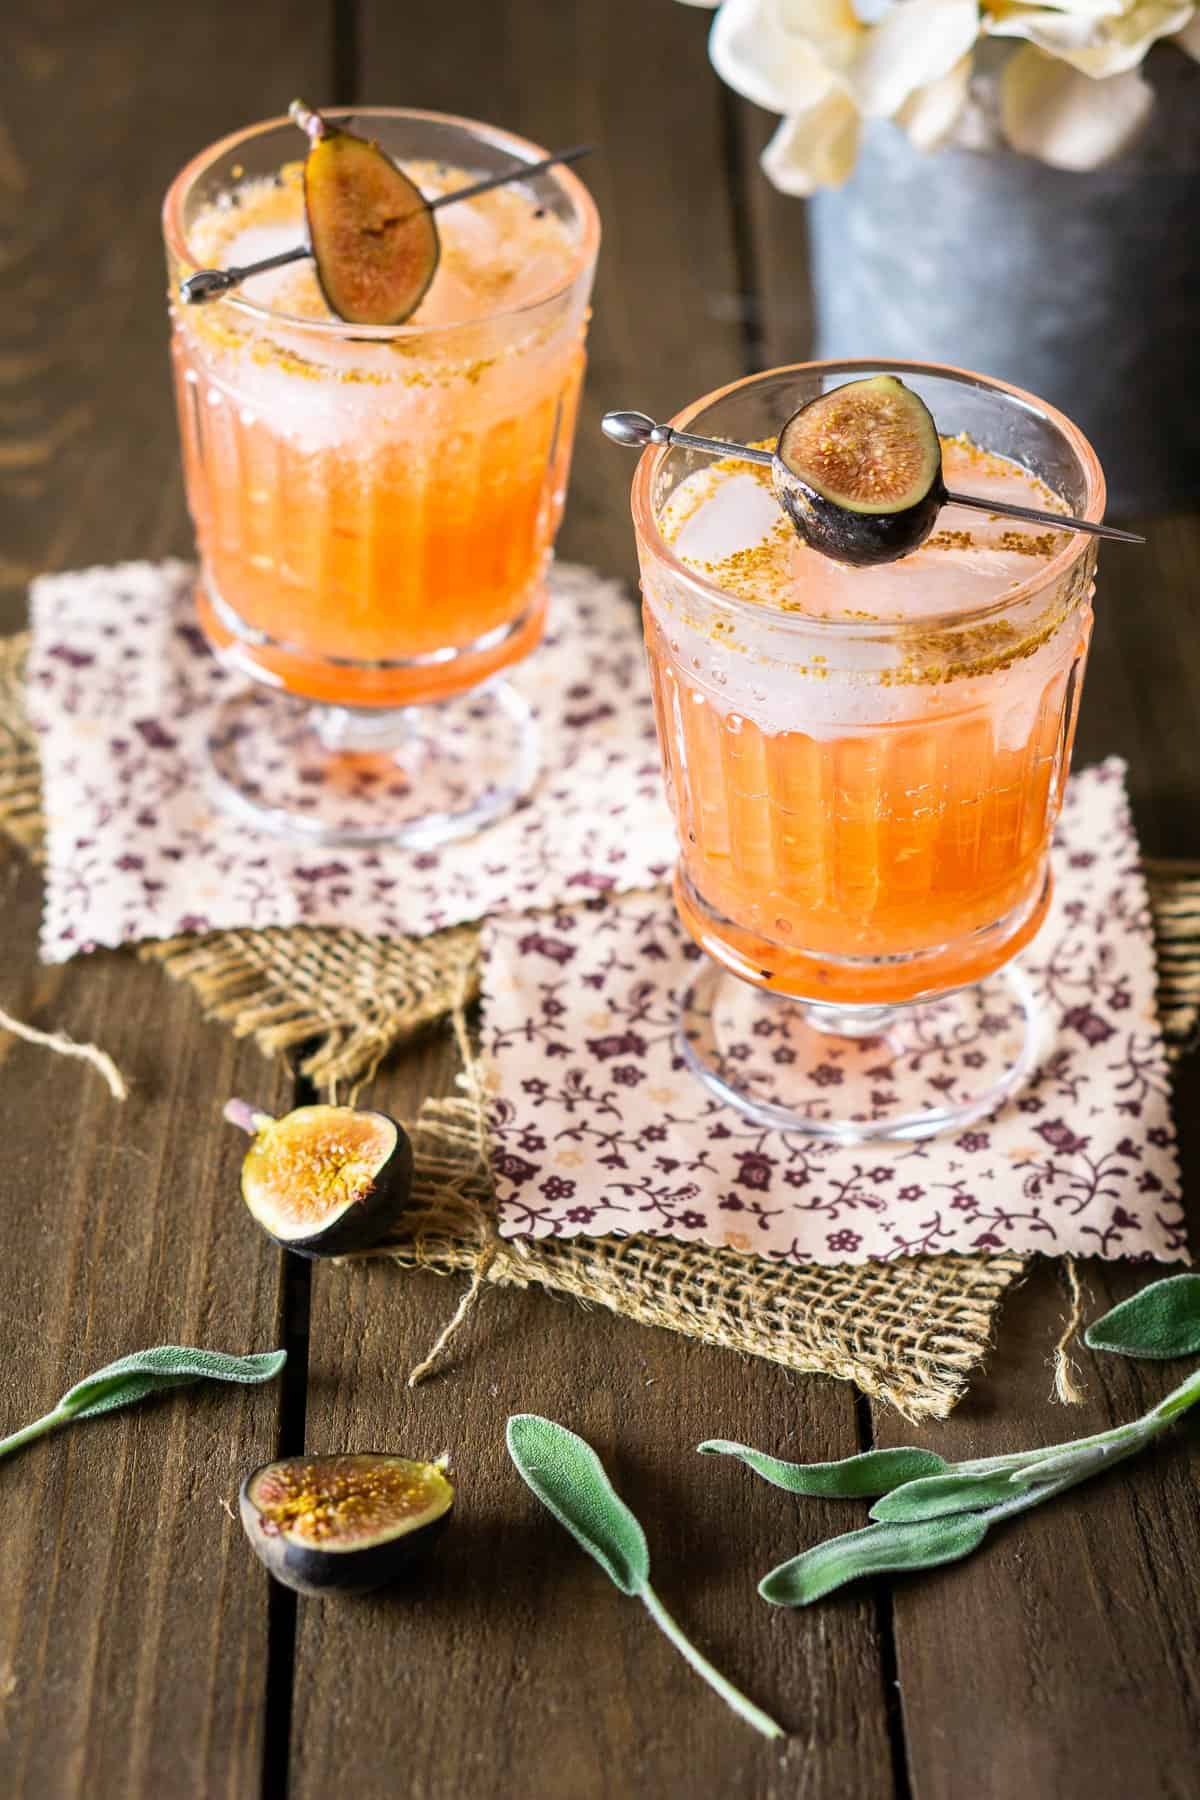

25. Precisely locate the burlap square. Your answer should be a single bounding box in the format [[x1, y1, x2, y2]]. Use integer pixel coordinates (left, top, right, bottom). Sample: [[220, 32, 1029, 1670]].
[[3, 627, 1196, 1418]]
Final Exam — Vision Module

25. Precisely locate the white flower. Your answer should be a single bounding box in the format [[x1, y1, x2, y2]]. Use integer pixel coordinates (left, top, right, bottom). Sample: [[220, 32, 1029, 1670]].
[[986, 1, 1193, 78], [988, 0, 1198, 166], [999, 43, 1157, 165], [704, 0, 979, 193], [680, 0, 1200, 184]]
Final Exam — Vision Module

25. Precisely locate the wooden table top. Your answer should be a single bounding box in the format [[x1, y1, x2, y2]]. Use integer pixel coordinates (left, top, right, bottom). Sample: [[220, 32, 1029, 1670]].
[[3, 6, 1199, 1797]]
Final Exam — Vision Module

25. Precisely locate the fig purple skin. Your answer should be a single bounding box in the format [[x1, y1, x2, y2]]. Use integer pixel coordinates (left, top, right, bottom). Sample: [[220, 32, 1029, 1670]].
[[224, 1100, 413, 1259], [772, 374, 947, 568], [240, 1453, 454, 1595]]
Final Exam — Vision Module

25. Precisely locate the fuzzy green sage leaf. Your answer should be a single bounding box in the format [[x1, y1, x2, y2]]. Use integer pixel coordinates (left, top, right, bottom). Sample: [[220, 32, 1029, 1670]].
[[0, 1345, 287, 1462], [699, 1438, 947, 1497], [506, 1412, 649, 1593], [870, 1469, 1035, 1523], [760, 1514, 989, 1607], [1084, 1274, 1200, 1360], [507, 1415, 784, 1740]]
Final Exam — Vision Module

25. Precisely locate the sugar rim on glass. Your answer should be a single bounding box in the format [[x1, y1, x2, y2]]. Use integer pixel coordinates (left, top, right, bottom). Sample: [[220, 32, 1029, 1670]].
[[631, 359, 1107, 638]]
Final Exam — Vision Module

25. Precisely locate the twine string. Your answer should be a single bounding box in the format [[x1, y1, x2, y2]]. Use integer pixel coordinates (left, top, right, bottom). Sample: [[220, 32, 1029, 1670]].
[[0, 1004, 128, 1100], [1051, 1257, 1086, 1405], [406, 961, 499, 1388]]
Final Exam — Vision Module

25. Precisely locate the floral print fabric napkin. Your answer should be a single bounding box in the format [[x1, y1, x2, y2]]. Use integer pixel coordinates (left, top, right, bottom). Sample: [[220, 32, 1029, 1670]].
[[482, 762, 1188, 1265], [26, 560, 674, 960]]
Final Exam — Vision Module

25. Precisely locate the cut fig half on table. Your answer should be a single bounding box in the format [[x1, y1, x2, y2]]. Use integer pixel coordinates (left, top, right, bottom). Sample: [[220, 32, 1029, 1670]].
[[224, 1098, 413, 1257], [240, 1454, 454, 1594]]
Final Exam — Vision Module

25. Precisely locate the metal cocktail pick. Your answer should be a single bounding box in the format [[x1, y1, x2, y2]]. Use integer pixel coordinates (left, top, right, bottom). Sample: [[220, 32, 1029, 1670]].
[[601, 410, 1144, 546], [179, 143, 595, 305]]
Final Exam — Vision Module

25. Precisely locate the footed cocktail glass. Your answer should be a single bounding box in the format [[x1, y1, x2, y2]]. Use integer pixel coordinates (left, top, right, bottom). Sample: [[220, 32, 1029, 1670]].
[[163, 109, 599, 845], [632, 361, 1104, 1143]]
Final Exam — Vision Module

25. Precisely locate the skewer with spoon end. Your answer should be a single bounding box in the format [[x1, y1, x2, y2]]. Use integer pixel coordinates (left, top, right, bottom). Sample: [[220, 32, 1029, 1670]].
[[601, 408, 1144, 549], [180, 143, 596, 305]]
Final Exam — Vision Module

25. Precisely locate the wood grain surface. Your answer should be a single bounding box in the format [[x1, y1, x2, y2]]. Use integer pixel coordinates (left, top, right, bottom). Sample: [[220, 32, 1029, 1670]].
[[1, 2, 1198, 1797]]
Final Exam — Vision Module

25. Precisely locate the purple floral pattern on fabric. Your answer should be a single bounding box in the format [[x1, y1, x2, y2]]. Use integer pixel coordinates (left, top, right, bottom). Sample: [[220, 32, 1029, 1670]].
[[481, 764, 1188, 1265], [27, 561, 675, 960]]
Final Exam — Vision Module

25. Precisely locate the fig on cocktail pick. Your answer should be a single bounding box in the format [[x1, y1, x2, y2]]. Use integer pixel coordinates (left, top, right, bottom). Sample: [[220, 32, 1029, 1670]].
[[224, 1098, 414, 1258], [772, 375, 946, 566], [240, 1453, 454, 1595], [178, 129, 593, 310], [601, 382, 1144, 563], [290, 99, 440, 326]]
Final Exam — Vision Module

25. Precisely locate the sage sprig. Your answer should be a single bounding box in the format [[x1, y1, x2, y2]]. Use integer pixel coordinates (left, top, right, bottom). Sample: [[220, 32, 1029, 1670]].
[[698, 1439, 948, 1496], [707, 1274, 1200, 1607], [0, 1346, 287, 1463], [507, 1414, 784, 1740]]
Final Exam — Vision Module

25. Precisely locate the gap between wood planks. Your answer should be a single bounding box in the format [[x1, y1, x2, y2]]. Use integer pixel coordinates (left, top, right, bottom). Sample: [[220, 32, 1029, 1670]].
[[256, 22, 355, 1796], [253, 40, 889, 1799], [259, 1075, 317, 1800]]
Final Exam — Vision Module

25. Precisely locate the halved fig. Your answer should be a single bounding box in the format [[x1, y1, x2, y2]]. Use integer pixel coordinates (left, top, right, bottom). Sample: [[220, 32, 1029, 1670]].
[[224, 1099, 413, 1258], [290, 99, 439, 325], [240, 1453, 454, 1594], [772, 374, 947, 567]]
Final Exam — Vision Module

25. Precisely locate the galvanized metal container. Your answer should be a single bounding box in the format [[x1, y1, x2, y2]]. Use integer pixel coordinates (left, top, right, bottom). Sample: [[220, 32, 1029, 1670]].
[[808, 49, 1200, 513]]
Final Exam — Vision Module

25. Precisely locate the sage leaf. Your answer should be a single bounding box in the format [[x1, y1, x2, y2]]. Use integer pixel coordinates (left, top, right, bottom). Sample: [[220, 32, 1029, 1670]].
[[870, 1470, 1034, 1522], [62, 1346, 288, 1420], [0, 1345, 287, 1462], [1084, 1275, 1200, 1360], [507, 1415, 784, 1740], [506, 1414, 649, 1594], [1150, 1365, 1200, 1423], [760, 1513, 990, 1607], [699, 1438, 947, 1498]]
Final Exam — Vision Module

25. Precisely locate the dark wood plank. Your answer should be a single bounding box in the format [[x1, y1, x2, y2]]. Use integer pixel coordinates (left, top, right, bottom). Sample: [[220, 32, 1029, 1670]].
[[729, 99, 817, 373], [1086, 512, 1200, 856], [723, 73, 1200, 1800], [0, 3, 330, 1793], [0, 0, 330, 634], [288, 1031, 892, 1800], [0, 844, 293, 1797], [284, 8, 887, 1795], [873, 1113, 1200, 1799]]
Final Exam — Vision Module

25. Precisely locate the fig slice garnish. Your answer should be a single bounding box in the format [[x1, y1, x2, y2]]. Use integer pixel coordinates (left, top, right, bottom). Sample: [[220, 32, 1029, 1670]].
[[290, 99, 440, 326], [224, 1098, 414, 1258], [772, 375, 948, 567]]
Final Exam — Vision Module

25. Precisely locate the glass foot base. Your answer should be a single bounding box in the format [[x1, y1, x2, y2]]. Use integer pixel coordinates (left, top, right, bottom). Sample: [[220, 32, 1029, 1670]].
[[679, 962, 1050, 1144], [206, 680, 540, 847]]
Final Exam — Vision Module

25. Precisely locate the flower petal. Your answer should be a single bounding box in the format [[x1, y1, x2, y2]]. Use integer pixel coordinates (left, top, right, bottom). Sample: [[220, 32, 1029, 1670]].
[[1001, 42, 1155, 167], [760, 90, 862, 193], [709, 0, 842, 113], [988, 2, 1193, 76], [852, 0, 980, 117], [1173, 14, 1200, 55], [896, 53, 974, 150]]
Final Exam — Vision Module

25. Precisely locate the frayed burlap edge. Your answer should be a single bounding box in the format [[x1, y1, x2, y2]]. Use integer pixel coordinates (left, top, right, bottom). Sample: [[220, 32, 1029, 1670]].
[[0, 630, 480, 1086], [2, 627, 1198, 1081], [4, 626, 1199, 1417], [361, 1092, 1025, 1421]]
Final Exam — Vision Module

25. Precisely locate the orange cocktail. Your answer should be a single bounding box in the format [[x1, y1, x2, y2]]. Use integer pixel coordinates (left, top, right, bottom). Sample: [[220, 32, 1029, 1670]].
[[163, 109, 598, 844], [632, 362, 1104, 1141]]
